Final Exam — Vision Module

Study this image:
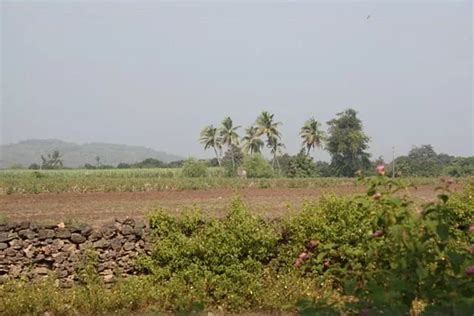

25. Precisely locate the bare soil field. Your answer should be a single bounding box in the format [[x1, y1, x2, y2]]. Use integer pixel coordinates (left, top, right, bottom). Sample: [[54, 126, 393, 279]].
[[0, 183, 463, 225]]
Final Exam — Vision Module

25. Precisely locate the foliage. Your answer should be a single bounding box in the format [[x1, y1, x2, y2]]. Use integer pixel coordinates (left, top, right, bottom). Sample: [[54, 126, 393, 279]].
[[255, 112, 284, 172], [300, 117, 325, 155], [241, 154, 274, 178], [84, 163, 115, 170], [285, 149, 317, 178], [132, 158, 167, 168], [41, 150, 64, 169], [200, 125, 222, 166], [142, 198, 279, 310], [393, 146, 474, 177], [297, 174, 474, 314], [114, 158, 186, 169], [242, 126, 264, 155], [326, 109, 371, 177], [394, 145, 441, 177], [28, 163, 40, 170], [219, 117, 240, 168], [445, 157, 474, 177], [314, 161, 332, 177], [0, 168, 450, 194], [181, 159, 208, 178], [1, 180, 473, 314], [222, 145, 244, 176]]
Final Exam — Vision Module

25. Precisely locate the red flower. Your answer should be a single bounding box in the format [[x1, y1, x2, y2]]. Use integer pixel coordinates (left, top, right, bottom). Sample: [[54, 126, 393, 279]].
[[376, 165, 385, 176]]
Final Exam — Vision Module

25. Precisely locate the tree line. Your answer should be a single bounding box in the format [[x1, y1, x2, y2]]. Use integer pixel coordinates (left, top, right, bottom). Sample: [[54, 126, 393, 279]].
[[200, 108, 371, 177], [22, 108, 473, 178], [199, 108, 473, 178]]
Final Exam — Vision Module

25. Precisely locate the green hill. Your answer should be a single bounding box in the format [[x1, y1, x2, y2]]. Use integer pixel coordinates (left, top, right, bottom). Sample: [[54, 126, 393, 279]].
[[0, 139, 182, 168]]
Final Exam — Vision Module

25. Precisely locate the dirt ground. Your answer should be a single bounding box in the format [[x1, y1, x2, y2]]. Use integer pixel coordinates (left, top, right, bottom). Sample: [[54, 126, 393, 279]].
[[0, 184, 463, 225]]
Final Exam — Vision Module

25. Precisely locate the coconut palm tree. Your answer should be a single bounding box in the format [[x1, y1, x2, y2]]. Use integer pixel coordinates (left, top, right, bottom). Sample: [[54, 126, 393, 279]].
[[255, 111, 281, 141], [242, 126, 264, 155], [268, 135, 285, 172], [255, 111, 284, 170], [219, 117, 240, 168], [300, 118, 325, 156], [199, 125, 222, 166]]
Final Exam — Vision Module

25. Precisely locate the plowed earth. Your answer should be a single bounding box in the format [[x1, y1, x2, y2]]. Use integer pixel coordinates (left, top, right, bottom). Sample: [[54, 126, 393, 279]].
[[0, 184, 462, 226]]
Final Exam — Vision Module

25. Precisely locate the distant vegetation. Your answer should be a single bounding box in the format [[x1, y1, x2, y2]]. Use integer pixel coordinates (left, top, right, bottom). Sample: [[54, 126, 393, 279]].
[[2, 109, 473, 178], [199, 108, 473, 178]]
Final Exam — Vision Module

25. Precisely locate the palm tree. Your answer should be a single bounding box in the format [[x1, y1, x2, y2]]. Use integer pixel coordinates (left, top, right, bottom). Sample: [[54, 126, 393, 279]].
[[199, 125, 222, 166], [219, 117, 240, 168], [242, 126, 264, 155], [300, 118, 325, 155], [255, 111, 281, 141], [268, 135, 285, 172], [255, 111, 283, 170]]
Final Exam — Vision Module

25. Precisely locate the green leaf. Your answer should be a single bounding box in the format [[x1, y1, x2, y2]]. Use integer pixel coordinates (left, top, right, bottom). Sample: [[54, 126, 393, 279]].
[[447, 251, 465, 274], [316, 252, 327, 262], [344, 279, 357, 295], [436, 224, 450, 242]]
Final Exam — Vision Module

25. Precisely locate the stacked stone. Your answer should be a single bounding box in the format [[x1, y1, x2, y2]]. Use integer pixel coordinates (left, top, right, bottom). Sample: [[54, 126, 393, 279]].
[[0, 218, 152, 287]]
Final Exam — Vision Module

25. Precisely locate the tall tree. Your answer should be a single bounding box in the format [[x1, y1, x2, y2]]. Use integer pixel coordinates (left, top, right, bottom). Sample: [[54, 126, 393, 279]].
[[242, 126, 264, 155], [219, 117, 240, 168], [199, 125, 222, 166], [326, 109, 371, 177], [300, 118, 325, 155], [255, 111, 281, 141], [268, 135, 285, 172], [255, 111, 284, 171]]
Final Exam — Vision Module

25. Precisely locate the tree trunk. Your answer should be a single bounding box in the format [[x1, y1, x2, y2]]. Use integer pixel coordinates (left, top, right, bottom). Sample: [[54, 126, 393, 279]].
[[213, 146, 221, 166], [274, 153, 281, 174], [230, 147, 235, 168]]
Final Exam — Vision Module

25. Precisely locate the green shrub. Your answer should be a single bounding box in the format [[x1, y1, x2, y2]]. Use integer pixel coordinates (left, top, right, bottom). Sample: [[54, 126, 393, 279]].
[[242, 154, 274, 178], [286, 149, 317, 178], [181, 159, 208, 178], [297, 177, 474, 314], [142, 198, 279, 310]]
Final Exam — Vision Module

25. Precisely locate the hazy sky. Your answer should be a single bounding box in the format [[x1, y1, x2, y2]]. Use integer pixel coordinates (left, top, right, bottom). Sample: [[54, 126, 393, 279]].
[[1, 1, 473, 160]]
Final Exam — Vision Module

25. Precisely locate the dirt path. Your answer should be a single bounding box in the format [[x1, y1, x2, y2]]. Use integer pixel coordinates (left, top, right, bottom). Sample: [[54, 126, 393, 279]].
[[0, 184, 462, 225]]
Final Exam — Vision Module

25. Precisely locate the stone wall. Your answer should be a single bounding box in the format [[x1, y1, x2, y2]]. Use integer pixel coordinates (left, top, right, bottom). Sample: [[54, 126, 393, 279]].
[[0, 218, 152, 287]]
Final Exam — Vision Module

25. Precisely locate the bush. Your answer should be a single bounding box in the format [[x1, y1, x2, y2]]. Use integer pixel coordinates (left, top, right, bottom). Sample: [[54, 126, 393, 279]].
[[142, 198, 279, 310], [181, 159, 208, 178], [28, 163, 40, 170], [241, 155, 274, 178], [286, 149, 317, 178]]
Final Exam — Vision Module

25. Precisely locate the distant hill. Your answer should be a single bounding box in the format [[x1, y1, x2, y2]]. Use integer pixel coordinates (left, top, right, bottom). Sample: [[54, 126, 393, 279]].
[[0, 139, 183, 168]]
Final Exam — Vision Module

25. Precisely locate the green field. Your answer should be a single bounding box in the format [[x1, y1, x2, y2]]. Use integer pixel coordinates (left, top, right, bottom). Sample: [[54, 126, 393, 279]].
[[0, 168, 453, 194]]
